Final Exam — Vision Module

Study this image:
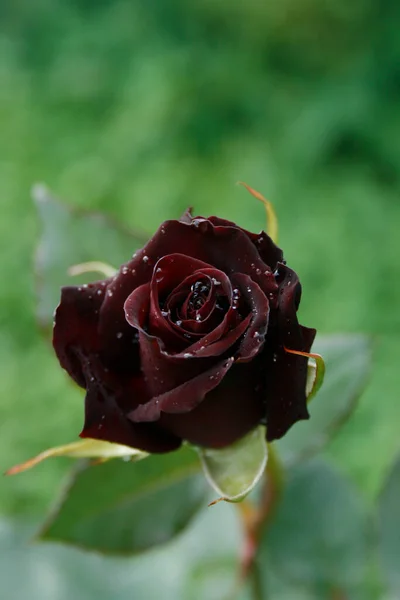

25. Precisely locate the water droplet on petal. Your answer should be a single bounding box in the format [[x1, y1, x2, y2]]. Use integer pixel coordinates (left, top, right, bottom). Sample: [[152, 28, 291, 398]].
[[183, 352, 192, 359], [116, 332, 123, 339], [142, 255, 149, 263]]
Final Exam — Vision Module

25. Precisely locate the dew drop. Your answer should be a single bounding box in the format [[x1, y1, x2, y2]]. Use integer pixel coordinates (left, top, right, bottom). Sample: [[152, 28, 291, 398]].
[[142, 255, 149, 263], [107, 290, 113, 297], [131, 268, 136, 275], [192, 218, 206, 228], [183, 352, 192, 359], [97, 289, 103, 295], [121, 266, 129, 275], [176, 320, 182, 326], [116, 332, 123, 339], [255, 268, 261, 275]]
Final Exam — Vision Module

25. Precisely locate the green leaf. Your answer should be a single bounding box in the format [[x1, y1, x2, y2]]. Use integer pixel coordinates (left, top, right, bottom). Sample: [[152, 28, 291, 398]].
[[0, 503, 242, 600], [32, 184, 147, 332], [199, 427, 268, 504], [277, 334, 372, 466], [378, 455, 400, 596], [6, 438, 148, 475], [38, 445, 205, 554], [260, 459, 369, 592]]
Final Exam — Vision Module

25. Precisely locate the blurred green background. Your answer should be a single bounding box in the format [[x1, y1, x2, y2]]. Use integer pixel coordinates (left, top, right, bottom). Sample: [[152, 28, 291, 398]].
[[0, 0, 399, 596]]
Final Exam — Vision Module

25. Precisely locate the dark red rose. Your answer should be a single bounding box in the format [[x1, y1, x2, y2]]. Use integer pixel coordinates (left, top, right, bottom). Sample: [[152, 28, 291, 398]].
[[53, 213, 316, 453]]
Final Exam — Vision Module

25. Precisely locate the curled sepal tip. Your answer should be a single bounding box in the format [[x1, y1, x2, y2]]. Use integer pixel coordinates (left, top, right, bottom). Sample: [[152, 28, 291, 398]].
[[198, 427, 268, 506], [284, 347, 326, 403], [5, 439, 148, 475], [237, 182, 278, 244], [68, 261, 117, 278]]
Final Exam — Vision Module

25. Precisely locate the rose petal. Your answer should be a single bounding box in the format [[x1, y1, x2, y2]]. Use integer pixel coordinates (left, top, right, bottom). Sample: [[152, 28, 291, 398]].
[[264, 264, 317, 441], [230, 273, 270, 361], [100, 217, 278, 353], [128, 357, 234, 423], [201, 215, 283, 273], [53, 281, 110, 387], [160, 358, 266, 448], [79, 356, 181, 453]]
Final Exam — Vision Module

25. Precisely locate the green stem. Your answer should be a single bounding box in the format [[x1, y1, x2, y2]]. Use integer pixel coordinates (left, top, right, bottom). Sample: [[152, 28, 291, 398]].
[[238, 443, 284, 597]]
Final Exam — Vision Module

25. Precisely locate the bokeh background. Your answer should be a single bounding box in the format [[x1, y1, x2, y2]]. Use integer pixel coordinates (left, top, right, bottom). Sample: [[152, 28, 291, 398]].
[[1, 0, 399, 597]]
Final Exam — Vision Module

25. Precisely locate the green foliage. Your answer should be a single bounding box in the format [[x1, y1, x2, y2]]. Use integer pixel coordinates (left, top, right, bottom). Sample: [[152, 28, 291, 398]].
[[33, 185, 146, 331], [260, 459, 370, 597], [39, 446, 205, 554], [0, 506, 242, 600], [0, 0, 399, 597], [378, 454, 400, 596], [199, 427, 268, 504], [277, 333, 371, 465]]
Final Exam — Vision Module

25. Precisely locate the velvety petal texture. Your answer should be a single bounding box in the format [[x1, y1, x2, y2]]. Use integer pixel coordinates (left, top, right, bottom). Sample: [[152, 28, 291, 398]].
[[53, 209, 316, 453]]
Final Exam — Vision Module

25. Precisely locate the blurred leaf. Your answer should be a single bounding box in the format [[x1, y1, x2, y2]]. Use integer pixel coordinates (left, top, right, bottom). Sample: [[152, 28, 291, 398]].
[[260, 459, 369, 593], [0, 503, 242, 600], [378, 455, 400, 596], [277, 334, 371, 465], [6, 438, 148, 475], [39, 445, 205, 554], [33, 184, 147, 332], [199, 427, 268, 504]]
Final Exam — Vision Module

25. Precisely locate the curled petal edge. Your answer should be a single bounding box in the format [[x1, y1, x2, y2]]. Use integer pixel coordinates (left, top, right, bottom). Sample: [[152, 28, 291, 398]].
[[284, 347, 325, 403]]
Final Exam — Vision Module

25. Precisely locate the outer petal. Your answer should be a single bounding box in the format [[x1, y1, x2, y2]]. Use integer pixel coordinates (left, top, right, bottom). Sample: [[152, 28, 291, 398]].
[[78, 353, 181, 453], [53, 281, 110, 387], [128, 357, 234, 422], [264, 264, 317, 441], [200, 215, 283, 273], [159, 358, 266, 448]]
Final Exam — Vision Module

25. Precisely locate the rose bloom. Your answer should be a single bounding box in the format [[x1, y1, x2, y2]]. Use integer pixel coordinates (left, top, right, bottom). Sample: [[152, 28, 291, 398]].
[[54, 212, 316, 453]]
